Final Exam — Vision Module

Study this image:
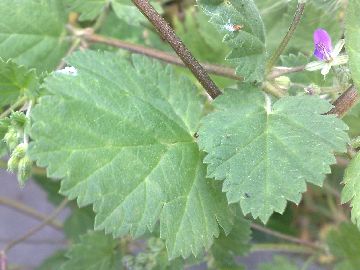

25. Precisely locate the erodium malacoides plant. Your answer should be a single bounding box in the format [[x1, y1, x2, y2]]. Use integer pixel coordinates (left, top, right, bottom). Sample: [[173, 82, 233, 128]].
[[1, 0, 360, 269]]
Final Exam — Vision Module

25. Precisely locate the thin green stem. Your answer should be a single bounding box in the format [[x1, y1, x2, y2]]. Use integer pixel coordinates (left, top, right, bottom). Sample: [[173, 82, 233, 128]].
[[251, 243, 318, 255], [92, 1, 111, 32], [266, 1, 306, 73]]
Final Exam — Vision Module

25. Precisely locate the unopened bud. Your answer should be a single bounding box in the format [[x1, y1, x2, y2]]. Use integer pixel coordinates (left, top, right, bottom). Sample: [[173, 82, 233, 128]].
[[12, 143, 27, 159], [17, 156, 32, 187], [274, 76, 291, 90], [7, 155, 20, 173], [3, 128, 19, 151]]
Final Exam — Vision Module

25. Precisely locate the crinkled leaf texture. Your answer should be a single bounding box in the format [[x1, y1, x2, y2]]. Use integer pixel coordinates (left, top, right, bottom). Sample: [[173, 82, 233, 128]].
[[197, 0, 266, 82], [198, 86, 349, 223], [60, 231, 122, 270], [29, 51, 234, 259], [0, 0, 70, 73], [342, 153, 360, 228], [327, 223, 360, 270], [345, 0, 360, 93], [0, 59, 39, 107]]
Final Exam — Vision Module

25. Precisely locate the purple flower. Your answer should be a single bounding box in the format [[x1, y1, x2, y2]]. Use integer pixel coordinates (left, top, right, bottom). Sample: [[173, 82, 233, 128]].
[[305, 29, 348, 77], [313, 28, 333, 61]]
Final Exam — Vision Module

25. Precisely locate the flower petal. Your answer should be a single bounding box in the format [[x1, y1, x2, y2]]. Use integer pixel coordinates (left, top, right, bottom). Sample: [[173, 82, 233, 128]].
[[332, 54, 349, 66], [313, 28, 333, 60], [331, 39, 345, 58], [305, 61, 326, 71], [321, 64, 332, 76]]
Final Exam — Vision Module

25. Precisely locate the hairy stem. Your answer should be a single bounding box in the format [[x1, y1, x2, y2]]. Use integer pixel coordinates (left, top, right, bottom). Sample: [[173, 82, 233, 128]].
[[1, 198, 68, 253], [251, 223, 324, 250], [131, 0, 222, 99], [268, 65, 306, 79], [326, 85, 359, 117], [84, 33, 241, 80], [266, 2, 306, 73], [0, 196, 63, 230]]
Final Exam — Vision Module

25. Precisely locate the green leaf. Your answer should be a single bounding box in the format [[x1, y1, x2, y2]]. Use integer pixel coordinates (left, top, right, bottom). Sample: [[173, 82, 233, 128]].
[[345, 0, 360, 92], [0, 59, 39, 108], [198, 86, 349, 223], [61, 231, 122, 270], [341, 153, 360, 228], [29, 51, 234, 259], [197, 0, 266, 82], [0, 0, 70, 73], [258, 256, 299, 270], [66, 0, 161, 26], [64, 206, 95, 242], [327, 223, 360, 270], [36, 250, 67, 270], [65, 0, 108, 21], [210, 212, 251, 270]]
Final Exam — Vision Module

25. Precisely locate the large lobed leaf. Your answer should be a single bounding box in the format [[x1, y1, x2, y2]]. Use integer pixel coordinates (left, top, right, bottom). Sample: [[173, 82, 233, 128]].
[[29, 51, 234, 259], [197, 0, 266, 82], [0, 0, 70, 73], [198, 86, 349, 223], [345, 0, 360, 93]]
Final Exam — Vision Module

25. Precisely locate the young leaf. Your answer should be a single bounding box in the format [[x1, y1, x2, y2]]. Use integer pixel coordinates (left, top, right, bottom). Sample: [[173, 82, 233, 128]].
[[341, 153, 360, 228], [345, 0, 360, 92], [64, 206, 95, 242], [60, 231, 122, 270], [327, 223, 360, 270], [36, 251, 67, 270], [0, 0, 70, 73], [0, 59, 39, 108], [197, 0, 266, 82], [210, 213, 251, 269], [198, 86, 349, 223], [29, 51, 234, 259], [258, 256, 299, 270], [65, 0, 108, 21]]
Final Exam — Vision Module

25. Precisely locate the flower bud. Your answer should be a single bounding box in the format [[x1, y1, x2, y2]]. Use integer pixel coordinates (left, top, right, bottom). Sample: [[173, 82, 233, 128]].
[[3, 128, 19, 151], [7, 154, 20, 173], [17, 156, 32, 187]]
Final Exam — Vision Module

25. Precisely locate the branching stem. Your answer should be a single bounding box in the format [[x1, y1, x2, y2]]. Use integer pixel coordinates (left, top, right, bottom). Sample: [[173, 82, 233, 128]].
[[266, 2, 306, 73], [1, 199, 68, 253], [131, 0, 222, 99]]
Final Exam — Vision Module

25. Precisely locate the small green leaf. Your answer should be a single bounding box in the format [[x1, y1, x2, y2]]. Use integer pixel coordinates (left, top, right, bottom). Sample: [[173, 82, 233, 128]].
[[345, 0, 360, 92], [65, 0, 108, 21], [341, 153, 360, 228], [30, 51, 234, 259], [0, 59, 39, 108], [36, 250, 67, 270], [258, 256, 299, 270], [198, 85, 349, 223], [64, 206, 95, 242], [197, 0, 266, 81], [61, 231, 122, 270], [327, 223, 360, 270], [0, 0, 70, 73], [210, 213, 251, 270]]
